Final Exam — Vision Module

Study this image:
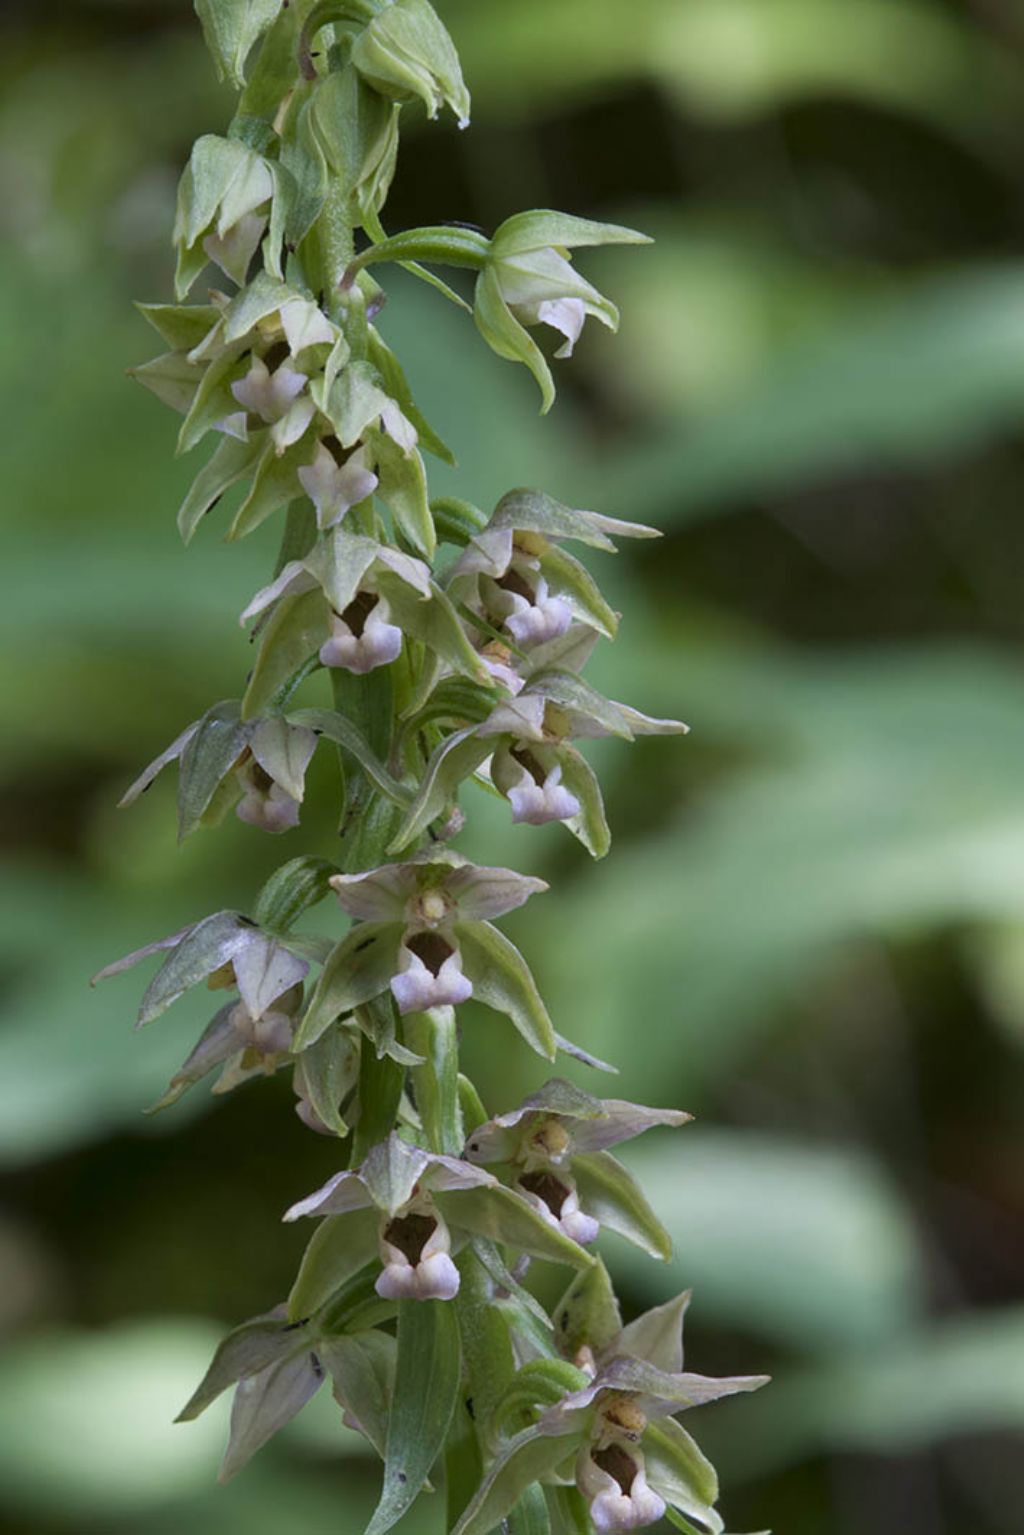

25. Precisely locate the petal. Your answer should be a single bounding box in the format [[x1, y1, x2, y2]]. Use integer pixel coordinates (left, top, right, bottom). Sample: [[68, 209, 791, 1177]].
[[445, 862, 549, 920], [329, 867, 410, 922], [239, 560, 314, 626], [232, 931, 308, 1020], [283, 1170, 374, 1222]]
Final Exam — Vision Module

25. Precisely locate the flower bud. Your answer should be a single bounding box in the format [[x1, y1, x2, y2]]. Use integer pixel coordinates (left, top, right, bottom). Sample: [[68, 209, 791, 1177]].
[[352, 0, 470, 127], [173, 135, 274, 298]]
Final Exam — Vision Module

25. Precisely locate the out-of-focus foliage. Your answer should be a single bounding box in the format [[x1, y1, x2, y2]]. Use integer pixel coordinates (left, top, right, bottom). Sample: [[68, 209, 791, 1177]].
[[2, 2, 1024, 1533]]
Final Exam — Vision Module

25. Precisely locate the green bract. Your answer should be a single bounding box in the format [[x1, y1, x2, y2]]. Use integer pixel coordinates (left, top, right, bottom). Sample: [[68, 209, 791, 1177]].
[[104, 7, 768, 1534]]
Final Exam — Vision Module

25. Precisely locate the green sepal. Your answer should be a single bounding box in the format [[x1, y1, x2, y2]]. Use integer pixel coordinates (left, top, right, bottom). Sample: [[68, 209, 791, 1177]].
[[435, 1185, 592, 1272], [454, 919, 557, 1060], [365, 1299, 461, 1535], [319, 1329, 396, 1459], [241, 589, 330, 718], [372, 431, 435, 558], [175, 1311, 311, 1422], [542, 543, 619, 638], [288, 1208, 381, 1320], [295, 922, 403, 1049], [492, 212, 652, 259], [572, 1150, 673, 1260], [177, 344, 250, 454], [130, 351, 204, 416], [308, 64, 396, 207], [490, 488, 658, 550], [177, 701, 250, 839], [178, 433, 264, 544], [458, 1074, 488, 1136], [451, 1426, 579, 1535], [558, 746, 610, 859], [136, 302, 221, 352], [552, 1259, 623, 1361], [474, 264, 555, 414], [643, 1418, 721, 1525], [382, 577, 487, 684], [194, 0, 284, 88], [253, 855, 339, 933], [136, 911, 252, 1027]]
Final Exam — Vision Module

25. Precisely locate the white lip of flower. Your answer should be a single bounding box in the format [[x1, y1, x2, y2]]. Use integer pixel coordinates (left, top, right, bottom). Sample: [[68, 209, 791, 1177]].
[[231, 356, 309, 423], [536, 297, 587, 359], [235, 761, 301, 834], [319, 594, 403, 674], [215, 411, 249, 441], [375, 1207, 461, 1302], [298, 442, 379, 530], [390, 933, 473, 1015], [518, 1170, 600, 1246], [497, 577, 573, 649], [505, 758, 581, 827], [576, 1445, 666, 1535]]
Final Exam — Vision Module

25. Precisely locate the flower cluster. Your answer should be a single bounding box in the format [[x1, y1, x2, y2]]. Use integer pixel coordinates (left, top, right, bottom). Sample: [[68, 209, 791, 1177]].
[[97, 4, 767, 1532]]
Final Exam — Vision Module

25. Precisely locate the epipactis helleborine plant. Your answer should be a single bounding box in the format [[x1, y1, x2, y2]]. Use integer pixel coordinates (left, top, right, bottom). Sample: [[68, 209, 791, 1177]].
[[95, 3, 769, 1532]]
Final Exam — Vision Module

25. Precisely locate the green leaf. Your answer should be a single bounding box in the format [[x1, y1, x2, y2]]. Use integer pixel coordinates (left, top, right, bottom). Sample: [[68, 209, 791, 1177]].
[[176, 1314, 310, 1422], [292, 1023, 358, 1136], [388, 728, 491, 852], [288, 706, 409, 806], [454, 920, 557, 1060], [508, 1483, 551, 1535], [296, 923, 403, 1049], [195, 0, 284, 88], [573, 1151, 673, 1260], [288, 1208, 381, 1321], [228, 435, 315, 540], [365, 1299, 461, 1535], [253, 855, 338, 932], [452, 1426, 578, 1535], [319, 1329, 396, 1459]]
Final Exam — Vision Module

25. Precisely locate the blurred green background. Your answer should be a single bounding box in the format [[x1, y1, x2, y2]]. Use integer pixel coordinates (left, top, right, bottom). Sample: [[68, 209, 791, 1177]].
[[3, 0, 1024, 1531]]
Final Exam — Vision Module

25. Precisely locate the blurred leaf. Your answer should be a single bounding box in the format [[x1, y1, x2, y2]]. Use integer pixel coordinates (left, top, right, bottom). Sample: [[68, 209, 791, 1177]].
[[527, 645, 1024, 1100], [597, 269, 1024, 522], [618, 1134, 922, 1350], [706, 1307, 1024, 1479]]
